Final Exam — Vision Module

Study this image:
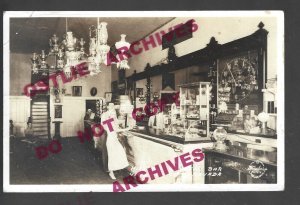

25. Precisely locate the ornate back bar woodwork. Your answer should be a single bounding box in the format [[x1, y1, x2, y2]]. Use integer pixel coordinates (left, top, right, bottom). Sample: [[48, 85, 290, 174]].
[[127, 22, 268, 113]]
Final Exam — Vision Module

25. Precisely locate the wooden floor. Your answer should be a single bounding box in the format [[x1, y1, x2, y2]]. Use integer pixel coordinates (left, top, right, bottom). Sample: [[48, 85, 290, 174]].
[[10, 137, 128, 184]]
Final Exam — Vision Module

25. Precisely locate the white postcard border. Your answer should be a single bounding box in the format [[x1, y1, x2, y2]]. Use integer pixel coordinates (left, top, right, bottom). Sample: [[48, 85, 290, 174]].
[[3, 10, 284, 192]]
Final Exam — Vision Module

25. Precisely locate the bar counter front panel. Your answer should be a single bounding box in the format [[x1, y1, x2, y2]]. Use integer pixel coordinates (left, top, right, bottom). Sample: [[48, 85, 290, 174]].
[[120, 128, 277, 185], [122, 128, 213, 184]]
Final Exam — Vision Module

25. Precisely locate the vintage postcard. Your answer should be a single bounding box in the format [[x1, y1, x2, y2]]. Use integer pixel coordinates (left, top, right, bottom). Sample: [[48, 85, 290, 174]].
[[3, 11, 284, 192]]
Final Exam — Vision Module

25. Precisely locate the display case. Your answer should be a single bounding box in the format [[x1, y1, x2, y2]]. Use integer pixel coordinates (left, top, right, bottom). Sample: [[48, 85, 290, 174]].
[[204, 148, 277, 184], [169, 82, 211, 141]]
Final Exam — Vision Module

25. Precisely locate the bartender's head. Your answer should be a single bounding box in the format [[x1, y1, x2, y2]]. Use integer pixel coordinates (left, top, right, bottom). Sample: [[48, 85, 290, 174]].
[[108, 103, 115, 111], [102, 105, 108, 112], [87, 109, 93, 114], [245, 114, 250, 120]]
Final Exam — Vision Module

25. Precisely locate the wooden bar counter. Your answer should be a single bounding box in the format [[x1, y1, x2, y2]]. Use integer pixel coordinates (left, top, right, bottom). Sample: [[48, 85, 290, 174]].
[[121, 127, 213, 184]]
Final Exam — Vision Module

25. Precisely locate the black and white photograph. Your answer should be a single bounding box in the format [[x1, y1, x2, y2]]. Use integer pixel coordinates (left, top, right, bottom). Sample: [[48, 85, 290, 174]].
[[3, 11, 284, 192]]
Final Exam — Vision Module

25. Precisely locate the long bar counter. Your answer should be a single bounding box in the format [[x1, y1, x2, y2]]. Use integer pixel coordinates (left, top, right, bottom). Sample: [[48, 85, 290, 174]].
[[119, 128, 277, 184], [121, 127, 213, 184]]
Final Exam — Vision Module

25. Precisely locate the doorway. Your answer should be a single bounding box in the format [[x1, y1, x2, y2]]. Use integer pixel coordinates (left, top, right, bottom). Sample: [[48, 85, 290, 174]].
[[86, 100, 97, 114]]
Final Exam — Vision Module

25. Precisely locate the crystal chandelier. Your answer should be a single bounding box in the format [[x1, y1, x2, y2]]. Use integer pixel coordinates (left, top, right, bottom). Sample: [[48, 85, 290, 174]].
[[31, 17, 130, 78], [87, 18, 131, 74], [30, 49, 51, 76], [88, 19, 110, 75], [47, 18, 84, 78], [64, 31, 82, 78]]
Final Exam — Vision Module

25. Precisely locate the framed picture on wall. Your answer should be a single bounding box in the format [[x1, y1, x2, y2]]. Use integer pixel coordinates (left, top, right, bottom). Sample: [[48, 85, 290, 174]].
[[72, 86, 82, 96], [105, 92, 112, 102], [136, 88, 143, 97], [90, 87, 97, 96], [54, 105, 62, 119], [162, 72, 175, 90]]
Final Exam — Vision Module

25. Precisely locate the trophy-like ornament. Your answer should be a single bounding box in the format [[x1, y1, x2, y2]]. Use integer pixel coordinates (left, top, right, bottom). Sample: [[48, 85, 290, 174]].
[[49, 39, 54, 54], [97, 44, 110, 65], [57, 49, 65, 69], [88, 56, 97, 76], [98, 22, 108, 45], [65, 31, 77, 51], [39, 50, 48, 76], [64, 65, 72, 79], [117, 59, 130, 70], [79, 38, 85, 57], [31, 52, 39, 74], [115, 34, 130, 69], [49, 34, 59, 54], [89, 37, 97, 56], [65, 51, 81, 67]]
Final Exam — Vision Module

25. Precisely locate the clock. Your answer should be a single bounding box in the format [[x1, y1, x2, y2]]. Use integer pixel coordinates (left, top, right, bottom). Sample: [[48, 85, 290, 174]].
[[218, 52, 259, 103]]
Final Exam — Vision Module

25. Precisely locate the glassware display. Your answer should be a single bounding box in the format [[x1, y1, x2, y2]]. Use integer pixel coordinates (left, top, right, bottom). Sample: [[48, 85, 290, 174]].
[[218, 50, 259, 105], [257, 112, 269, 134], [176, 82, 211, 141]]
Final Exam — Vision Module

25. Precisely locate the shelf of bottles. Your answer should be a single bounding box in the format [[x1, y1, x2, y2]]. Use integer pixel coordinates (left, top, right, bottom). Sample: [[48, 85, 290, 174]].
[[208, 61, 218, 124]]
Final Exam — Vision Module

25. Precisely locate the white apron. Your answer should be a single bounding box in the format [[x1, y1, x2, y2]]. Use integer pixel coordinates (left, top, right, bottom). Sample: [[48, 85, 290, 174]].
[[101, 111, 129, 171]]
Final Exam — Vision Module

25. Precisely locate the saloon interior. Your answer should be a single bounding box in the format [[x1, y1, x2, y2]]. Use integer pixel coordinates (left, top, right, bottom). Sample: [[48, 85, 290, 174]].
[[9, 16, 278, 185]]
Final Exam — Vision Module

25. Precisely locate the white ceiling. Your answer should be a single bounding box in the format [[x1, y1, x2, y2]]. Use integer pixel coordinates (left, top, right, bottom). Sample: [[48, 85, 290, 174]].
[[10, 17, 174, 53]]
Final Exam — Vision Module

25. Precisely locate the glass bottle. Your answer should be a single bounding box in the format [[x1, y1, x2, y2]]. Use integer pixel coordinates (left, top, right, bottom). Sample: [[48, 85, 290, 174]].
[[213, 126, 228, 151]]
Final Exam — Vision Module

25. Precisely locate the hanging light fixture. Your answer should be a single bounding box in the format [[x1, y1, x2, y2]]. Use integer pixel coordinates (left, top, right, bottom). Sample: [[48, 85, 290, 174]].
[[115, 34, 130, 69], [31, 52, 39, 74], [88, 18, 111, 75], [31, 17, 130, 77], [63, 18, 82, 78]]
